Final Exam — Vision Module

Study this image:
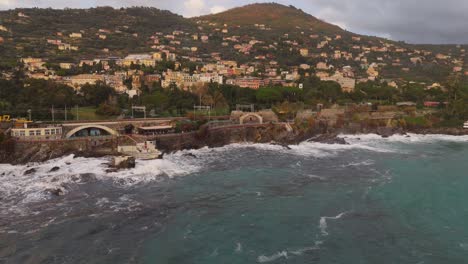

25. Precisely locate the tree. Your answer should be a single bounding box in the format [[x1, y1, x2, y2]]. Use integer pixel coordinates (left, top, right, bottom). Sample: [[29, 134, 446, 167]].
[[80, 81, 115, 107], [256, 87, 282, 105]]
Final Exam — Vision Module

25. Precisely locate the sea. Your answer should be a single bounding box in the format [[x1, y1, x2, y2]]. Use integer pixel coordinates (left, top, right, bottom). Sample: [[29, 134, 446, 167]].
[[1, 134, 468, 264]]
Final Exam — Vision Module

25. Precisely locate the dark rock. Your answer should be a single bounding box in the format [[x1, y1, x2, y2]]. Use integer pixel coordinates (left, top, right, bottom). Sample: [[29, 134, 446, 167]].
[[23, 168, 37, 175], [270, 142, 292, 150], [49, 166, 60, 172], [45, 188, 64, 196], [308, 134, 348, 145], [183, 153, 197, 158], [376, 127, 394, 138], [79, 173, 97, 183], [110, 156, 136, 170], [71, 173, 97, 182]]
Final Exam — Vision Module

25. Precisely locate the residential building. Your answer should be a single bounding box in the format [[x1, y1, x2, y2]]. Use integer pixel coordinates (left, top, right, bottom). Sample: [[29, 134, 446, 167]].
[[227, 77, 265, 90], [321, 72, 356, 93], [69, 74, 105, 89]]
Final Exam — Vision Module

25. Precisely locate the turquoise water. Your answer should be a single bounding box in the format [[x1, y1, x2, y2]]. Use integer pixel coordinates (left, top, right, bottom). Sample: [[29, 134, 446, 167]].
[[1, 134, 468, 263]]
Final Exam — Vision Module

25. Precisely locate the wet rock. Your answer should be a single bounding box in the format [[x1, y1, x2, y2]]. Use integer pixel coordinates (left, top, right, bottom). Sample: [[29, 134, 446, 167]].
[[270, 142, 292, 150], [110, 156, 136, 170], [79, 173, 97, 183], [23, 168, 37, 175], [45, 188, 64, 196], [183, 153, 198, 158], [71, 173, 97, 183], [49, 166, 60, 172], [376, 127, 394, 138], [308, 134, 348, 145]]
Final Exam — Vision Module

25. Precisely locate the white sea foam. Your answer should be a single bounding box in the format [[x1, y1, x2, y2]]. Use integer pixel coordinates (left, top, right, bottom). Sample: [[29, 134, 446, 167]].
[[342, 159, 375, 167], [342, 133, 468, 144], [257, 244, 320, 263], [257, 251, 288, 263], [0, 153, 201, 215], [2, 133, 466, 215], [319, 212, 347, 236], [235, 242, 242, 253]]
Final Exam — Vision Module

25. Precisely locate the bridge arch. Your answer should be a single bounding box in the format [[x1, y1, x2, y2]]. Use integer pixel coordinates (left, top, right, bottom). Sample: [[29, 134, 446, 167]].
[[65, 125, 119, 138], [239, 113, 263, 125]]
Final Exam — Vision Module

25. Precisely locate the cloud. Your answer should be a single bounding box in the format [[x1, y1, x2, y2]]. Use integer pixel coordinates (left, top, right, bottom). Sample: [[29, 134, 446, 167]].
[[183, 0, 205, 17], [0, 0, 13, 7], [210, 5, 226, 14]]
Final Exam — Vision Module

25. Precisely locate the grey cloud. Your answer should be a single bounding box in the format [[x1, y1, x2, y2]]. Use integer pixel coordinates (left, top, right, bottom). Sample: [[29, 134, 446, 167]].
[[301, 0, 468, 44]]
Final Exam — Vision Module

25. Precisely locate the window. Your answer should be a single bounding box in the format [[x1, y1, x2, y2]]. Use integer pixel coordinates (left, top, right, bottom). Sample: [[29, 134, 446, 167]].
[[51, 129, 56, 135], [29, 130, 34, 136], [36, 130, 42, 136], [20, 130, 25, 136], [45, 129, 50, 135]]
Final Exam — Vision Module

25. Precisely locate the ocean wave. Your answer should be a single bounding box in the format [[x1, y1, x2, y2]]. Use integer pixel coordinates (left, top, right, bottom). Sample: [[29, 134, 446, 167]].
[[257, 251, 289, 263], [342, 133, 468, 144], [0, 154, 200, 215], [257, 244, 320, 263], [319, 212, 347, 236]]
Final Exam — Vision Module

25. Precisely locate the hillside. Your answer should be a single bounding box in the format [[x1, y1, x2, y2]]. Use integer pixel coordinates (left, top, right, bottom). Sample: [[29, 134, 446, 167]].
[[0, 7, 195, 62], [0, 3, 464, 84], [196, 3, 344, 34]]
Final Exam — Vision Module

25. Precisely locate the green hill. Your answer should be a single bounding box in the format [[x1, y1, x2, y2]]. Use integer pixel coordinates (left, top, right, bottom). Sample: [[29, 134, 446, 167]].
[[0, 6, 195, 62], [196, 3, 344, 34]]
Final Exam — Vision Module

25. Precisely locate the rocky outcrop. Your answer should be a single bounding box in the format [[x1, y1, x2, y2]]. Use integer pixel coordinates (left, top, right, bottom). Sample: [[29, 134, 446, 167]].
[[308, 134, 348, 145], [23, 168, 37, 175], [110, 156, 136, 170], [49, 166, 60, 172]]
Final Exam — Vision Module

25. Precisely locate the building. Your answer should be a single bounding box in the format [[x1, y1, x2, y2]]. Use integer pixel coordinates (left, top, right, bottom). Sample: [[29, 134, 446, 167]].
[[321, 72, 356, 93], [59, 63, 75, 69], [69, 32, 82, 38], [104, 74, 127, 93], [21, 58, 46, 72], [316, 62, 329, 70], [161, 71, 223, 89], [227, 77, 265, 90], [121, 54, 156, 67], [144, 74, 161, 86], [11, 125, 63, 140], [299, 48, 309, 57], [69, 74, 105, 89]]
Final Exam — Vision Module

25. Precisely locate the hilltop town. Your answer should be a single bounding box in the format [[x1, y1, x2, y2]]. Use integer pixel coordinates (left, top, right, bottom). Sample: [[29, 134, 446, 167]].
[[0, 3, 467, 163]]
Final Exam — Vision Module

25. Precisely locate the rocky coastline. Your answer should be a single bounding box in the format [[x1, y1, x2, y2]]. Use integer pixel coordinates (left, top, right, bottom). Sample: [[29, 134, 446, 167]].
[[1, 124, 468, 165]]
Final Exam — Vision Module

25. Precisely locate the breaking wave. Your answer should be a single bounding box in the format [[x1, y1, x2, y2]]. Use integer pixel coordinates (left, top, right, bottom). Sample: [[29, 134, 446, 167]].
[[1, 133, 467, 216], [257, 243, 321, 263], [319, 212, 348, 236], [0, 153, 200, 216]]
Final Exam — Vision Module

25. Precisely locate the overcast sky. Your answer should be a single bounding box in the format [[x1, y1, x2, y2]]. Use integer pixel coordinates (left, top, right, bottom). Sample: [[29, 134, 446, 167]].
[[0, 0, 467, 44]]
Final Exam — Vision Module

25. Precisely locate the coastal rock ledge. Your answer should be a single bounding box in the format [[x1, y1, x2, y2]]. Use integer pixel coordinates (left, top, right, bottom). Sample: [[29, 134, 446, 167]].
[[110, 156, 136, 170]]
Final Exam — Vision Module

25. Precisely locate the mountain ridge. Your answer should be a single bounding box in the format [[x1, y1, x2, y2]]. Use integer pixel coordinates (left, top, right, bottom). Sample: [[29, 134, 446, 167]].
[[195, 3, 345, 34]]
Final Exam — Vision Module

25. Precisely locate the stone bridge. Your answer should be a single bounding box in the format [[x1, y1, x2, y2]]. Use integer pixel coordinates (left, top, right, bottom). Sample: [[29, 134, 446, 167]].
[[61, 118, 175, 138]]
